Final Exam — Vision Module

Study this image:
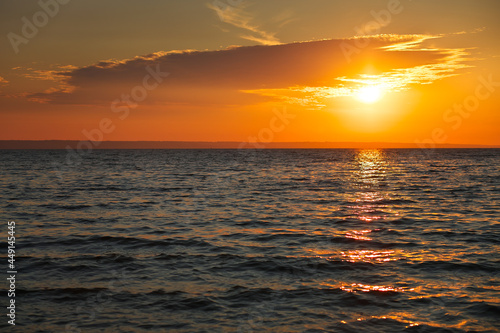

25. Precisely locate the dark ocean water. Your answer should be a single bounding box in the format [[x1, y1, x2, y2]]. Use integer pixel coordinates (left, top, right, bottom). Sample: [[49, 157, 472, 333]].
[[1, 149, 499, 332]]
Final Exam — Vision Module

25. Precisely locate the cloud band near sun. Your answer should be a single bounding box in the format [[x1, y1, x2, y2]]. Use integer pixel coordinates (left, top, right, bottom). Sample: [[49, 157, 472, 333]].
[[26, 34, 472, 109]]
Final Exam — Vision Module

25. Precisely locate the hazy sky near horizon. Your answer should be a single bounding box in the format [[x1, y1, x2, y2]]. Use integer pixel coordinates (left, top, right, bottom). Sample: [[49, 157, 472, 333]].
[[1, 0, 499, 144]]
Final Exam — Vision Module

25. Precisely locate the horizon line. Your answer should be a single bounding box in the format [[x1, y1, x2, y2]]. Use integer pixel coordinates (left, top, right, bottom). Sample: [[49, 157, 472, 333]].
[[0, 140, 499, 149]]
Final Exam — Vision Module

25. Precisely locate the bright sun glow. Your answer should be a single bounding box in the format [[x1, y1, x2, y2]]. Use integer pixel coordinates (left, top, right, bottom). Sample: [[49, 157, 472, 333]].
[[356, 85, 383, 104]]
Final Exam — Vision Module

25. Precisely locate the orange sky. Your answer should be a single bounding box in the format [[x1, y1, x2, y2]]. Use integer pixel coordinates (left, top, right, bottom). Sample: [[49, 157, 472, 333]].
[[0, 0, 499, 145]]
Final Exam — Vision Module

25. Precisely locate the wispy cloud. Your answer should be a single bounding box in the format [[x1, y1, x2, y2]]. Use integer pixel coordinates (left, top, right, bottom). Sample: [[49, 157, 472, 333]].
[[207, 2, 280, 45], [10, 65, 78, 102], [0, 76, 8, 85]]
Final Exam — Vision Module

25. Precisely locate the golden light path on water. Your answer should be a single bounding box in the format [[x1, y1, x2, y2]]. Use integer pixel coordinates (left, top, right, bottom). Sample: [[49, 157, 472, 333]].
[[294, 150, 497, 330], [304, 150, 437, 329]]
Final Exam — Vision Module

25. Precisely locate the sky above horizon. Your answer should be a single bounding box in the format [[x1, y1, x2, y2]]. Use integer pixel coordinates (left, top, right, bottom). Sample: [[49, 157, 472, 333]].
[[1, 0, 499, 145]]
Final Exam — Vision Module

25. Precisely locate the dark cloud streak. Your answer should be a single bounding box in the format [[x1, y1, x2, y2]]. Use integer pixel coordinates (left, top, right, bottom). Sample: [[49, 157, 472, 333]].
[[28, 35, 467, 106]]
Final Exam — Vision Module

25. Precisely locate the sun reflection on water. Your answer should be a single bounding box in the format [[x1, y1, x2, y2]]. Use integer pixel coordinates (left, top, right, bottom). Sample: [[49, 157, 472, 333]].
[[340, 249, 399, 263], [344, 149, 398, 223], [320, 281, 415, 294], [353, 149, 387, 188], [340, 283, 415, 293], [344, 229, 374, 241]]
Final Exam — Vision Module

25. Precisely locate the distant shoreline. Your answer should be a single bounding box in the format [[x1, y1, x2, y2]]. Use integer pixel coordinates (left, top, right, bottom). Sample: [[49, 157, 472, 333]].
[[1, 141, 499, 149]]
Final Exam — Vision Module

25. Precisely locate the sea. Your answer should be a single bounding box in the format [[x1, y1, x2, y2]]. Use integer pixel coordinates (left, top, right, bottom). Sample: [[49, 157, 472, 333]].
[[0, 149, 499, 332]]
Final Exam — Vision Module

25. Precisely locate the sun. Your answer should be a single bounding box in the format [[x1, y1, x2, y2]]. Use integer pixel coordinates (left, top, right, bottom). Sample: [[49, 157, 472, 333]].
[[356, 85, 383, 104]]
